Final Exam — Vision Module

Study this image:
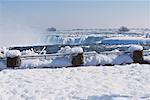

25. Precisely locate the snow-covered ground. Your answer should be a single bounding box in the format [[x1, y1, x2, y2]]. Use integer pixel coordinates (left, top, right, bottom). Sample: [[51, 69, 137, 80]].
[[0, 64, 150, 100]]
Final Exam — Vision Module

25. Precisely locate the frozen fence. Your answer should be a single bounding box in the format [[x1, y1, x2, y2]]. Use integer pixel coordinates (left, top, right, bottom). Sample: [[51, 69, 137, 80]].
[[1, 50, 149, 60], [0, 46, 149, 69], [20, 51, 97, 60]]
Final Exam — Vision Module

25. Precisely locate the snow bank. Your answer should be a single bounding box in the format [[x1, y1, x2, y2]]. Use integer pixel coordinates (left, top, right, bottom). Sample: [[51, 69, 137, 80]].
[[49, 57, 72, 67], [112, 54, 133, 65], [58, 46, 83, 54], [85, 53, 133, 66], [21, 59, 52, 68], [128, 45, 143, 53], [21, 57, 72, 68], [85, 54, 112, 66], [6, 50, 21, 58]]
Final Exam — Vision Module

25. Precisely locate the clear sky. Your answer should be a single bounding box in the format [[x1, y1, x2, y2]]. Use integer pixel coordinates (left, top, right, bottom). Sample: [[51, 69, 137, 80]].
[[1, 0, 150, 30], [0, 0, 150, 46]]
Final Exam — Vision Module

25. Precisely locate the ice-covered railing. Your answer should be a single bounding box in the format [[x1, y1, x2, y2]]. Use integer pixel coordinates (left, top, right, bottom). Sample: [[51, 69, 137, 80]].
[[1, 45, 150, 59], [0, 45, 150, 70]]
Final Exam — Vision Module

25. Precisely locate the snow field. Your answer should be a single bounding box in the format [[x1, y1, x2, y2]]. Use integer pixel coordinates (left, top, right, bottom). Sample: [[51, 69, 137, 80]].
[[0, 64, 150, 100]]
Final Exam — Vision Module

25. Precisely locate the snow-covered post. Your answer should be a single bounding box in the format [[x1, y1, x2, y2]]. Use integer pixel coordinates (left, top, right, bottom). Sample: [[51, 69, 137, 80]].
[[128, 45, 143, 63], [133, 50, 143, 63], [57, 46, 84, 67], [6, 50, 21, 68], [71, 47, 84, 66], [72, 53, 84, 66]]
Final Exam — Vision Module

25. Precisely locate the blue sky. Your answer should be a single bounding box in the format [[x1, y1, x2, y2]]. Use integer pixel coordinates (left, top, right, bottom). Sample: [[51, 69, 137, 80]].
[[0, 0, 150, 30]]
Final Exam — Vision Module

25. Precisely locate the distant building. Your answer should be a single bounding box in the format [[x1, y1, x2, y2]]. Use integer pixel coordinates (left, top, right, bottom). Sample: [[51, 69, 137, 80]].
[[146, 33, 150, 38], [47, 27, 56, 31], [118, 26, 130, 32]]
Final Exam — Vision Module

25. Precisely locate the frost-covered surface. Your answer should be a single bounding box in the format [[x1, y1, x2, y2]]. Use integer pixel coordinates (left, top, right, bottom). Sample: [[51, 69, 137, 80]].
[[21, 57, 72, 68], [6, 50, 21, 58], [0, 64, 150, 100]]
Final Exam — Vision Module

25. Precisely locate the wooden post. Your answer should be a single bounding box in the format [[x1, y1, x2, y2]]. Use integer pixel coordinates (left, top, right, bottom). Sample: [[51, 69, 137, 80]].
[[132, 50, 143, 63], [7, 56, 21, 68], [72, 53, 84, 66]]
